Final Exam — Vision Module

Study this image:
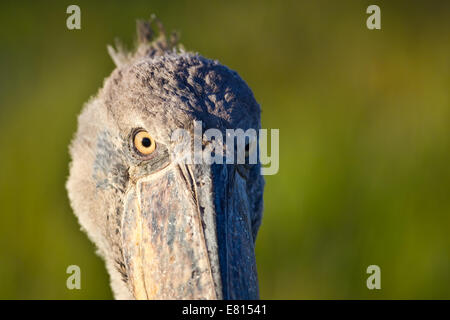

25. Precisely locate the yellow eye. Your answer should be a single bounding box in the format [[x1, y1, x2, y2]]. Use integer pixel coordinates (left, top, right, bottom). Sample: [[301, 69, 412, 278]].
[[133, 130, 156, 155]]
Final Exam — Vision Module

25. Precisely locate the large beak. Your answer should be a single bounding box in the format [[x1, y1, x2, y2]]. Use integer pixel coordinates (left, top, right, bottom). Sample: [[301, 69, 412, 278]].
[[121, 162, 259, 300]]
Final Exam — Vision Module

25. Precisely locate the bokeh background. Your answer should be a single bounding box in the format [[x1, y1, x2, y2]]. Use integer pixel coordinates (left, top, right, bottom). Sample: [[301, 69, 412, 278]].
[[0, 0, 449, 299]]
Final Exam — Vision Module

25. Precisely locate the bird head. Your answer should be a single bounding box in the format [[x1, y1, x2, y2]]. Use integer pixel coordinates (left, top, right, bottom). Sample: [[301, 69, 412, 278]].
[[66, 17, 264, 299]]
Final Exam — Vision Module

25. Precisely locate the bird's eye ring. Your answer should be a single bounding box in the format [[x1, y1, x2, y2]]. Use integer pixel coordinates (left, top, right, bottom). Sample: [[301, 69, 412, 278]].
[[133, 129, 156, 156]]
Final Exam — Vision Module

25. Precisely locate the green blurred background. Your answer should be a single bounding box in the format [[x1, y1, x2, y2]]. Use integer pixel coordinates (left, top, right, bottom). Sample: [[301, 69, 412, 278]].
[[0, 0, 449, 299]]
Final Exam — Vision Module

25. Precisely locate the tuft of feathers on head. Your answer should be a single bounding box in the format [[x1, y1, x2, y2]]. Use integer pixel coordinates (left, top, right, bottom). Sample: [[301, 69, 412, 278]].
[[107, 14, 184, 67]]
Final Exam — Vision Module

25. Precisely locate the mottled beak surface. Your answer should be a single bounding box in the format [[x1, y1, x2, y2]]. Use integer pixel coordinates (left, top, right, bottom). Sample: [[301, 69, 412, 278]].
[[120, 161, 259, 300], [121, 164, 218, 299]]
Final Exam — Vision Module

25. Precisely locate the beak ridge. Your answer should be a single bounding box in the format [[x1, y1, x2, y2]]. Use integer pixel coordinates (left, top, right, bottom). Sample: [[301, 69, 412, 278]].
[[122, 165, 217, 299]]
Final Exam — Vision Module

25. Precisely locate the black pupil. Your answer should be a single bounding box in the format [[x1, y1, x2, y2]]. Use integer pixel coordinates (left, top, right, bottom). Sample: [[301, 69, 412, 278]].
[[141, 137, 151, 148]]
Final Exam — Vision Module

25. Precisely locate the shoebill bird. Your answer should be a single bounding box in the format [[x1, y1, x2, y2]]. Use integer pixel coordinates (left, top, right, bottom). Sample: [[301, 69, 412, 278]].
[[66, 17, 264, 300]]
